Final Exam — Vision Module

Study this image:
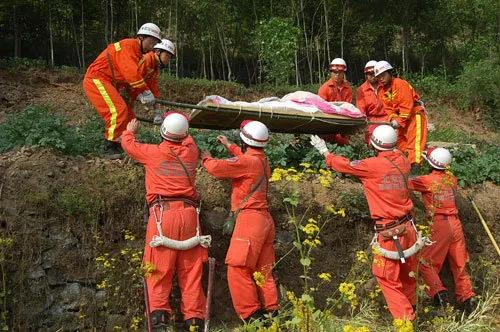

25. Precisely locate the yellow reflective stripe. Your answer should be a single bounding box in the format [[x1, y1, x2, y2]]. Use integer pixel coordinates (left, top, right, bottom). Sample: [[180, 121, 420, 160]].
[[415, 113, 422, 163], [400, 114, 410, 118], [130, 79, 145, 87], [114, 42, 121, 52], [93, 79, 117, 140], [138, 57, 145, 67]]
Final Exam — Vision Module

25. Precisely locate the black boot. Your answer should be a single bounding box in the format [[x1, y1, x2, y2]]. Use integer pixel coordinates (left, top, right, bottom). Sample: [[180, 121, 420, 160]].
[[461, 296, 477, 315], [103, 139, 123, 159], [433, 290, 449, 307], [150, 310, 169, 331], [185, 317, 204, 331], [243, 309, 266, 323]]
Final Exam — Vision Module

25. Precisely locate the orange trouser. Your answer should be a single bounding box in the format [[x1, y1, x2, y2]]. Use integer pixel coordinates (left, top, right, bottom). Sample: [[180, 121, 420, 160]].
[[83, 77, 135, 141], [143, 201, 207, 320], [225, 209, 279, 319], [397, 111, 427, 164], [419, 214, 475, 302], [372, 222, 418, 320]]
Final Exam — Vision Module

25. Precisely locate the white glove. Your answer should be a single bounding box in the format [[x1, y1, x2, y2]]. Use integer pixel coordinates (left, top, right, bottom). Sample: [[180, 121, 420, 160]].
[[153, 111, 163, 125], [390, 119, 400, 128], [310, 135, 328, 155], [138, 90, 155, 104]]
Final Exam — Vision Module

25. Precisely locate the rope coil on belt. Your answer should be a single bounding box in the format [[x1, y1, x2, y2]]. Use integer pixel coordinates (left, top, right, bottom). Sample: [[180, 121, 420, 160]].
[[149, 200, 212, 250], [370, 221, 433, 261]]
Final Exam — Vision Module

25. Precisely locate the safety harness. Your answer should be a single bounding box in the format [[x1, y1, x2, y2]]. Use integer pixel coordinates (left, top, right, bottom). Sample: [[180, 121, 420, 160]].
[[370, 156, 432, 263], [148, 148, 211, 250]]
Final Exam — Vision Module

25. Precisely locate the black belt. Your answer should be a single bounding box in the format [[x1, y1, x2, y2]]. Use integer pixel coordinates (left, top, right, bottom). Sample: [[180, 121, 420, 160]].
[[149, 196, 198, 209], [374, 213, 412, 232]]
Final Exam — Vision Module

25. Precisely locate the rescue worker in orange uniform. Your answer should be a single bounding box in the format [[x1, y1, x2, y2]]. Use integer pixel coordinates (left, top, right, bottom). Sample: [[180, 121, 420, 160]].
[[201, 120, 279, 322], [83, 23, 161, 158], [124, 39, 176, 125], [356, 60, 386, 145], [121, 113, 208, 331], [409, 147, 475, 310], [374, 61, 428, 171], [311, 125, 419, 321], [318, 58, 352, 145]]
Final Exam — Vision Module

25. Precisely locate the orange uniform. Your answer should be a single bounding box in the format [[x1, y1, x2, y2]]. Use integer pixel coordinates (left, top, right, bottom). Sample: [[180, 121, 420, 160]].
[[124, 51, 161, 106], [409, 171, 475, 302], [356, 80, 386, 144], [378, 78, 428, 164], [202, 145, 279, 320], [318, 78, 353, 103], [121, 131, 207, 321], [325, 150, 417, 320], [318, 79, 353, 145], [83, 38, 148, 141]]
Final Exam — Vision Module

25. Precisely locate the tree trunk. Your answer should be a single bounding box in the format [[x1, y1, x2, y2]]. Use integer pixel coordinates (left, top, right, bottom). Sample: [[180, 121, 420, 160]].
[[316, 37, 322, 83], [13, 5, 20, 58], [202, 49, 207, 79], [209, 45, 214, 80], [299, 0, 313, 84], [71, 13, 82, 68], [323, 0, 331, 61], [110, 0, 114, 41], [401, 27, 406, 75], [340, 0, 348, 58], [104, 0, 109, 44], [134, 0, 138, 32], [295, 50, 300, 86], [175, 0, 179, 77], [81, 0, 85, 68], [48, 1, 55, 67]]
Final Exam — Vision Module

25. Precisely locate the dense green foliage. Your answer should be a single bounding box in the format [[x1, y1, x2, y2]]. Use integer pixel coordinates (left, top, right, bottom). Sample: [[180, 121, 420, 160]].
[[1, 106, 498, 186], [1, 0, 498, 85]]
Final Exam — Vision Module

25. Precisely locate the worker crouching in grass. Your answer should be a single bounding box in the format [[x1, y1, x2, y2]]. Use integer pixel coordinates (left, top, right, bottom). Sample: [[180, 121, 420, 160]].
[[409, 147, 476, 312], [311, 125, 429, 323], [121, 113, 210, 331], [201, 120, 279, 324]]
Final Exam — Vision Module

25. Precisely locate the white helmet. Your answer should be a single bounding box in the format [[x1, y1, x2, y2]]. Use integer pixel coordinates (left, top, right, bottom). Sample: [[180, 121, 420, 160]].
[[240, 120, 269, 147], [374, 60, 393, 77], [155, 39, 176, 58], [423, 147, 452, 169], [364, 60, 377, 73], [160, 113, 189, 141], [370, 125, 397, 151], [137, 23, 161, 41], [330, 58, 347, 72]]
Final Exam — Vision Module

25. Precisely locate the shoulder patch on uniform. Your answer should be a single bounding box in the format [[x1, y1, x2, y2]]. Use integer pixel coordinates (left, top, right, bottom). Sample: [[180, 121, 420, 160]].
[[350, 160, 361, 166], [226, 157, 239, 163]]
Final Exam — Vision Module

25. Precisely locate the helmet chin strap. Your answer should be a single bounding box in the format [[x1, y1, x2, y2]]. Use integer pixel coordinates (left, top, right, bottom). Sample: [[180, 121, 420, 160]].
[[239, 139, 248, 153]]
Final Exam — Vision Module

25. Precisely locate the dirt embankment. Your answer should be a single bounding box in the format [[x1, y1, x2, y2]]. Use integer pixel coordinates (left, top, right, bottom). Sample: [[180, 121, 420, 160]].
[[1, 148, 499, 330], [0, 68, 499, 330]]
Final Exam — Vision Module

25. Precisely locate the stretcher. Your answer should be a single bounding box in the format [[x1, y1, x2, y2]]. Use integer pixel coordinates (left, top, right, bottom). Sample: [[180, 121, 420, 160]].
[[141, 91, 370, 135]]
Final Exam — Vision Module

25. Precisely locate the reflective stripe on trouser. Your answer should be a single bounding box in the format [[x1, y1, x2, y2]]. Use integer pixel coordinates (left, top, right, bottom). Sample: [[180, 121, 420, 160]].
[[372, 222, 418, 320], [397, 111, 428, 164], [143, 201, 207, 320], [419, 215, 475, 302], [225, 209, 279, 319], [82, 77, 135, 141]]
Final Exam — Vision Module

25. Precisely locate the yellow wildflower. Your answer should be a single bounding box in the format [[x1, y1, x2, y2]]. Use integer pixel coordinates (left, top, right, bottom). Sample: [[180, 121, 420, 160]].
[[356, 250, 368, 263], [303, 238, 321, 248], [318, 272, 332, 282], [302, 218, 320, 235], [299, 162, 311, 169], [393, 319, 414, 332], [130, 316, 141, 330], [253, 271, 265, 287]]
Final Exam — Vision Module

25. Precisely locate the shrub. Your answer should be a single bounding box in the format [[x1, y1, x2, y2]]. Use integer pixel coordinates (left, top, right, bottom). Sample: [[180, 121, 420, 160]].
[[454, 57, 500, 128]]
